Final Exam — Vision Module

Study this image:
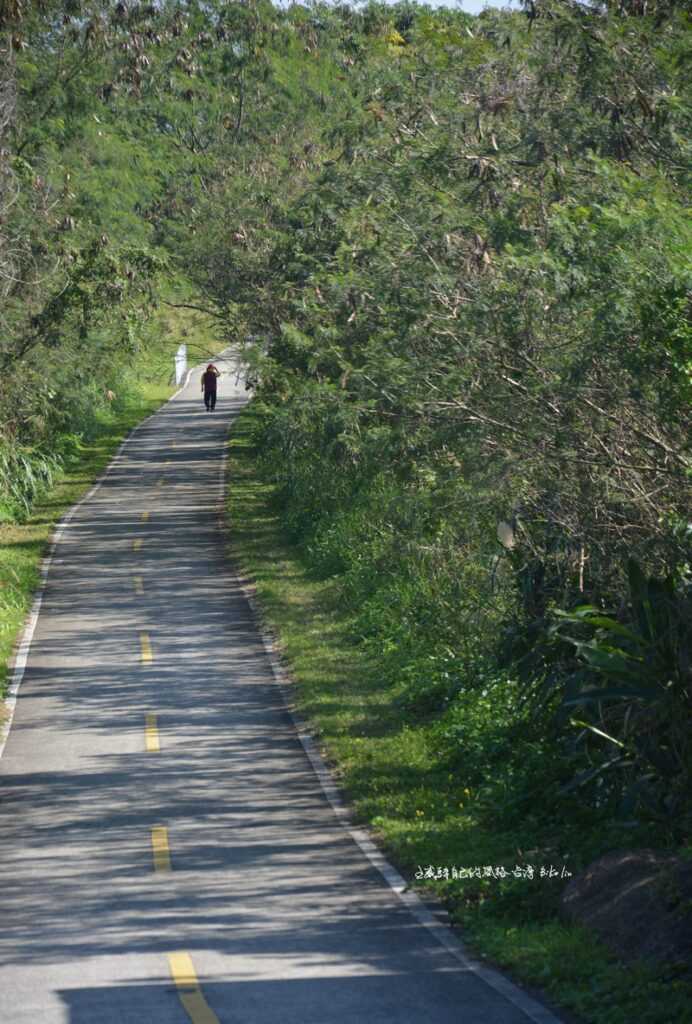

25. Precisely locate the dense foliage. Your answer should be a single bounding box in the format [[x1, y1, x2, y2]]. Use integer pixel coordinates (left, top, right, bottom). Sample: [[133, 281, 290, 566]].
[[175, 0, 692, 836], [1, 0, 690, 871]]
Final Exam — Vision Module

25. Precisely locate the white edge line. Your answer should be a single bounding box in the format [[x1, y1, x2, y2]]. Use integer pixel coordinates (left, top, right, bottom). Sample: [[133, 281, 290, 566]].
[[2, 356, 565, 1024], [222, 416, 566, 1024], [238, 582, 566, 1024], [0, 362, 200, 761]]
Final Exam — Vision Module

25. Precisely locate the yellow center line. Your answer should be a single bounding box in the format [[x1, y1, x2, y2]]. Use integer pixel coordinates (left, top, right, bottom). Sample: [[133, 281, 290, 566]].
[[141, 510, 150, 523], [145, 713, 160, 752], [168, 953, 220, 1024], [140, 632, 152, 664], [133, 576, 144, 595], [133, 538, 143, 552], [151, 826, 171, 872]]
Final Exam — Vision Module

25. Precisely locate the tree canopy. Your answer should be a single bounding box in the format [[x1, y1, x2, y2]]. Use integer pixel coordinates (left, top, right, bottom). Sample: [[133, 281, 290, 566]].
[[1, 0, 690, 832]]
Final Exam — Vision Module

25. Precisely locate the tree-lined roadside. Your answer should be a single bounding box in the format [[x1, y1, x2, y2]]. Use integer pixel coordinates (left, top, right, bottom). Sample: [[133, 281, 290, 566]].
[[0, 303, 216, 698], [1, 2, 690, 1018], [177, 0, 690, 853], [227, 402, 692, 1024], [0, 377, 170, 701]]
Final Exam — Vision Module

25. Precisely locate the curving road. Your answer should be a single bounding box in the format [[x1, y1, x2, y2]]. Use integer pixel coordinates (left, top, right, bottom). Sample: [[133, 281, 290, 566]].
[[0, 354, 562, 1024]]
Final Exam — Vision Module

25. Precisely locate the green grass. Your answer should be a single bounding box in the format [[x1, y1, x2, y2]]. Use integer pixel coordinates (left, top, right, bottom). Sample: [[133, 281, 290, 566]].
[[0, 380, 172, 701], [225, 401, 692, 1024], [0, 290, 222, 701]]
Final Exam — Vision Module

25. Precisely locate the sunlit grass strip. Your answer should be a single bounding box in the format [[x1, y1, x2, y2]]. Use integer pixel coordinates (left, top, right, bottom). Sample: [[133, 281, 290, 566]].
[[0, 382, 172, 700], [0, 295, 217, 701]]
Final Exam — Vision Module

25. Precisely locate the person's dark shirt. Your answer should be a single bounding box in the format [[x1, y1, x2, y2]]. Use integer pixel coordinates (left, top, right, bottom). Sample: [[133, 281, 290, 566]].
[[202, 369, 218, 392]]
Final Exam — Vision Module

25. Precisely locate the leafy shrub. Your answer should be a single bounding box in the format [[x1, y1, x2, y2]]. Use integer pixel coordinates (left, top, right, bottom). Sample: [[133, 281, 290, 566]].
[[0, 442, 61, 522], [549, 560, 692, 834]]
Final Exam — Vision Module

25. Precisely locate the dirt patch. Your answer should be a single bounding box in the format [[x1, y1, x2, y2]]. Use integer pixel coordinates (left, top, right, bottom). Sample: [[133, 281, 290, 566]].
[[561, 849, 692, 972]]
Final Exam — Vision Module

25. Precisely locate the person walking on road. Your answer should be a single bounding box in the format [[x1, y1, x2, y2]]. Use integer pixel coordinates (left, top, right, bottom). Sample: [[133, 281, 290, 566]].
[[201, 363, 221, 411]]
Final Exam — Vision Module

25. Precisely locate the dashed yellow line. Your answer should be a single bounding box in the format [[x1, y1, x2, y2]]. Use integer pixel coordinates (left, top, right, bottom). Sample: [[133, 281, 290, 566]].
[[133, 538, 143, 552], [133, 576, 144, 595], [168, 953, 220, 1024], [145, 713, 159, 752], [141, 510, 150, 523], [151, 826, 171, 872], [140, 632, 152, 664]]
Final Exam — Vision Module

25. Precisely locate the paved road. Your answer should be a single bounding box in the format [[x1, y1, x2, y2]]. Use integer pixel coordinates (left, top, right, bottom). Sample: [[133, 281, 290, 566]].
[[0, 355, 561, 1024]]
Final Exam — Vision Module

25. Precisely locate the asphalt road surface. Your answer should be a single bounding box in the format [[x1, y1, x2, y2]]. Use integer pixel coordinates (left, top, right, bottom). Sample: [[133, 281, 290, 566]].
[[0, 355, 562, 1024]]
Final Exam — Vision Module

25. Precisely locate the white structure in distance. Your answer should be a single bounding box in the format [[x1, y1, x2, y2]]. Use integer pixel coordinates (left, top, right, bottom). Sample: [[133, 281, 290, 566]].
[[175, 343, 187, 386]]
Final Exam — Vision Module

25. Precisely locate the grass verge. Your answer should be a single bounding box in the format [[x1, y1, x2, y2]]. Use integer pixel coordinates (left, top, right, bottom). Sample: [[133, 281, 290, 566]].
[[0, 293, 221, 700], [0, 380, 172, 701], [225, 401, 692, 1024]]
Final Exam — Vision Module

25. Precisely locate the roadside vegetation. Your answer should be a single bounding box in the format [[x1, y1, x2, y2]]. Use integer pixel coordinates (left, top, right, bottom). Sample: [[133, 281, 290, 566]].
[[1, 1, 690, 1018], [228, 403, 692, 1024], [0, 370, 171, 700], [0, 299, 217, 698]]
